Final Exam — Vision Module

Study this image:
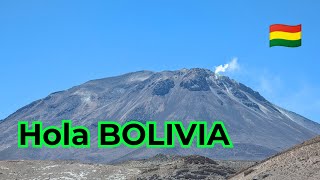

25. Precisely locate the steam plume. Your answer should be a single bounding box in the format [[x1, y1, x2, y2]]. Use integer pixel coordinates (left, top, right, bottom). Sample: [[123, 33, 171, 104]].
[[214, 58, 239, 74]]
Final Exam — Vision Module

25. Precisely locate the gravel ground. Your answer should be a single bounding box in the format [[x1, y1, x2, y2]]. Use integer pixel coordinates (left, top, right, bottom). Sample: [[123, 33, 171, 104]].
[[0, 160, 140, 180]]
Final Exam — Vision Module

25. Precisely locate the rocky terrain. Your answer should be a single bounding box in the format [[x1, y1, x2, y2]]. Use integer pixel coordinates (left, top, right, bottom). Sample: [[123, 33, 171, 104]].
[[119, 154, 255, 179], [229, 135, 320, 180], [0, 154, 255, 180], [1, 139, 319, 180], [0, 68, 319, 163]]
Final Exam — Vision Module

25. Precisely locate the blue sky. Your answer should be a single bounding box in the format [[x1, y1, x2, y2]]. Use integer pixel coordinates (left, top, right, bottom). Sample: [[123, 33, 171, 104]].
[[0, 1, 319, 122]]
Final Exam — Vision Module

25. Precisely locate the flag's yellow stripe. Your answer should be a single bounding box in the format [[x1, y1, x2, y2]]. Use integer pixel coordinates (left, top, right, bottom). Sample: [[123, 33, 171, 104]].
[[269, 31, 301, 40]]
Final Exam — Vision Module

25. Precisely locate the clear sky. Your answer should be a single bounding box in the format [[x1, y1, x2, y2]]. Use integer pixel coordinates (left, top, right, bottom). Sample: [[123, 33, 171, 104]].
[[0, 1, 319, 122]]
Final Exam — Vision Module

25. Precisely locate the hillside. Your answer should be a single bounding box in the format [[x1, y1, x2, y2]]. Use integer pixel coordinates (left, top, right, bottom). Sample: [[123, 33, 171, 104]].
[[229, 136, 320, 180]]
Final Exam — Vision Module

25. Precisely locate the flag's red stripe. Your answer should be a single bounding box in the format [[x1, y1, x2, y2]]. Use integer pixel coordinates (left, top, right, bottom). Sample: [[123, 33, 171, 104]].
[[270, 24, 301, 33]]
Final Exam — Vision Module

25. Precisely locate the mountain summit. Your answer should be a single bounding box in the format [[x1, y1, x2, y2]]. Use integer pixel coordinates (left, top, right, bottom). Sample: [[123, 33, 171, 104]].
[[0, 68, 319, 163]]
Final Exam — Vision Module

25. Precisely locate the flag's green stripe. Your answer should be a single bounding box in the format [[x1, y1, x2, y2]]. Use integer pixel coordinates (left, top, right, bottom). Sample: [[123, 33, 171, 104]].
[[270, 39, 301, 47]]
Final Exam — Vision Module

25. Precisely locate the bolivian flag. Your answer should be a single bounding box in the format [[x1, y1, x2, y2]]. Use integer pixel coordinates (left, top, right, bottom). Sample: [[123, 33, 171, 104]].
[[270, 24, 302, 47]]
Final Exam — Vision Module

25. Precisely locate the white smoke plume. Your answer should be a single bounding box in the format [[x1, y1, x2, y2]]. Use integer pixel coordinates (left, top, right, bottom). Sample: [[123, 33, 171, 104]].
[[214, 58, 239, 74]]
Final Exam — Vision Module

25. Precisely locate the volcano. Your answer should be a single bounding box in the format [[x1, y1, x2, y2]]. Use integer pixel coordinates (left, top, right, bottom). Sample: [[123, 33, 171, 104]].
[[0, 68, 319, 163]]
